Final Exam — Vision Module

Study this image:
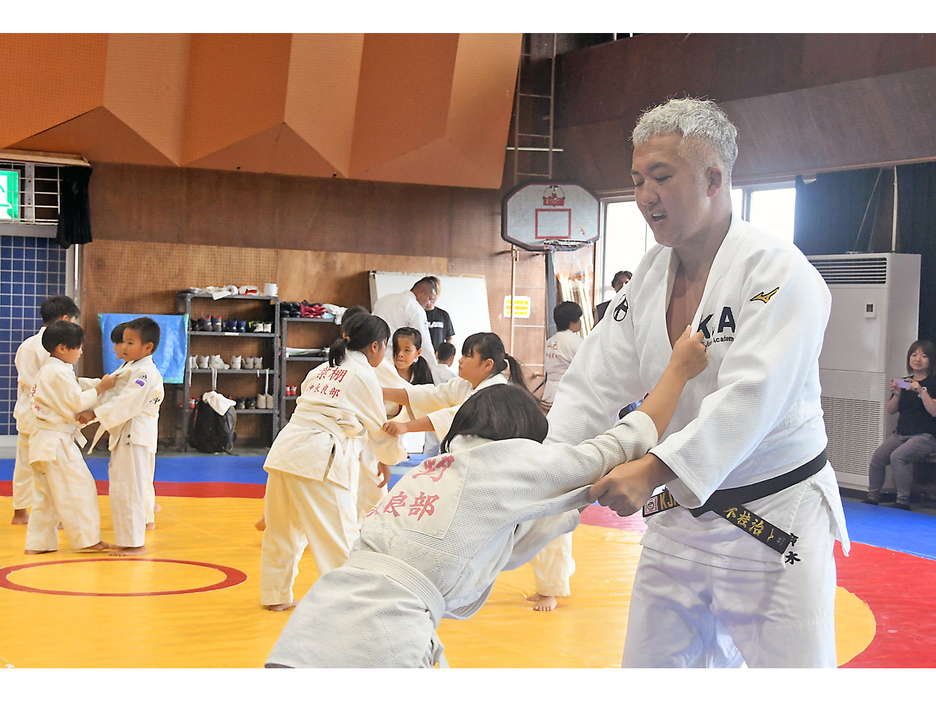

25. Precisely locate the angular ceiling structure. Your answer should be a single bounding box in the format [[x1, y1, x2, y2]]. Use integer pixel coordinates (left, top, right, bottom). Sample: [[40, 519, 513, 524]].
[[1, 33, 521, 189]]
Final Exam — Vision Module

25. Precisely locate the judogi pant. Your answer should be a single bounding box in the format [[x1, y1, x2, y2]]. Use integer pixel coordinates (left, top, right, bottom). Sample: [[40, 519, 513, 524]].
[[25, 441, 102, 551], [12, 432, 34, 510], [144, 451, 156, 524], [356, 460, 387, 526], [260, 468, 360, 606], [109, 442, 152, 548], [621, 488, 838, 668], [529, 532, 574, 596]]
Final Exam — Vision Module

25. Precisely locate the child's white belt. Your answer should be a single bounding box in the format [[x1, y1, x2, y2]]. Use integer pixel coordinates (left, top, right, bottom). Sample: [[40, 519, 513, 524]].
[[345, 550, 448, 668], [34, 419, 87, 448]]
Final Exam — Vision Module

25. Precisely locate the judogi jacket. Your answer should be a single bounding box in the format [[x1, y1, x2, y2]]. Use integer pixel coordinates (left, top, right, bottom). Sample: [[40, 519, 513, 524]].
[[93, 356, 164, 451], [548, 215, 849, 570], [543, 328, 583, 403], [405, 373, 508, 439], [14, 328, 48, 435], [264, 351, 406, 489], [29, 357, 100, 463]]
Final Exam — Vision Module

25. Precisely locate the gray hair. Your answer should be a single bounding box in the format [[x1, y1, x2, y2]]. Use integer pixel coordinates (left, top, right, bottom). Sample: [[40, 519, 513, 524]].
[[631, 98, 738, 181]]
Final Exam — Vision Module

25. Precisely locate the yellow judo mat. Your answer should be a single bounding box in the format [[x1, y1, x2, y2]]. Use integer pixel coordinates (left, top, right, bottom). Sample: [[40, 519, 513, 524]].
[[0, 494, 874, 668]]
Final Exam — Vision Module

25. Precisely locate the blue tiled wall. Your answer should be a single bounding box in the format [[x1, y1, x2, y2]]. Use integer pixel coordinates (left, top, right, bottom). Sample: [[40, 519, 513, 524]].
[[0, 235, 68, 435]]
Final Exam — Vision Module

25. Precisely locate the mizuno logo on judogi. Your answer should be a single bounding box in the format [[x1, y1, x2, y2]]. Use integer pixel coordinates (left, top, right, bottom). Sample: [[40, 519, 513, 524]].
[[750, 287, 780, 304]]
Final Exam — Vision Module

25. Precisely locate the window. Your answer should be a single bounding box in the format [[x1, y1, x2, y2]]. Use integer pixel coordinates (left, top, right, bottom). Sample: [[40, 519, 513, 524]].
[[0, 161, 61, 224]]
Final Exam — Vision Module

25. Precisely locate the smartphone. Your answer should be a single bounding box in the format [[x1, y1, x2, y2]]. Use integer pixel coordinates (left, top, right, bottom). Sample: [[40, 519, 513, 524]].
[[894, 378, 912, 390]]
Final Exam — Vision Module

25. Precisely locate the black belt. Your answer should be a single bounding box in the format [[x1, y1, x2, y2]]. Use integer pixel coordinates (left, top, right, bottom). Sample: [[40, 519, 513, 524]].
[[642, 449, 827, 557]]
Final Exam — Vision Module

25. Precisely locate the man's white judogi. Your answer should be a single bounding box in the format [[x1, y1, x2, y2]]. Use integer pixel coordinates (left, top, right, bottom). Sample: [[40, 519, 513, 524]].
[[25, 357, 102, 551], [12, 327, 48, 512], [548, 216, 849, 667], [404, 373, 508, 440], [266, 410, 658, 668], [260, 351, 407, 606], [93, 355, 164, 548]]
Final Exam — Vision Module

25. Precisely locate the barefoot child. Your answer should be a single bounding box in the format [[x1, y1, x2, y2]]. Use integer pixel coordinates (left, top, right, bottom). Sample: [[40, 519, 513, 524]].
[[266, 327, 707, 668], [11, 295, 81, 525], [25, 320, 116, 554], [77, 318, 164, 556], [260, 313, 407, 611]]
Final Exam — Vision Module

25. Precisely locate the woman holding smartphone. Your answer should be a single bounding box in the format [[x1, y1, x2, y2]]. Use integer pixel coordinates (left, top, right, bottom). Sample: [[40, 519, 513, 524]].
[[865, 339, 936, 510]]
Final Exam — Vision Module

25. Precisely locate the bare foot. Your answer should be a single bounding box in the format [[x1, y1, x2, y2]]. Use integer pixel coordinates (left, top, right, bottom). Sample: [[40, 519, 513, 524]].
[[110, 545, 147, 557], [146, 522, 156, 530], [11, 509, 29, 525], [264, 601, 298, 611], [24, 548, 56, 555], [255, 516, 266, 531], [525, 593, 541, 602], [154, 502, 161, 512], [80, 541, 115, 552], [531, 594, 558, 612]]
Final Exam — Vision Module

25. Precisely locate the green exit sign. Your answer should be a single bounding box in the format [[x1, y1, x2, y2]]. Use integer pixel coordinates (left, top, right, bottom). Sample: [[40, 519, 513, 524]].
[[1, 170, 19, 220]]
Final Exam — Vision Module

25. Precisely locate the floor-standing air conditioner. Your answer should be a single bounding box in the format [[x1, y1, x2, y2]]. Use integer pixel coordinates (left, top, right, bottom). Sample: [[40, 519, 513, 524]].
[[807, 253, 921, 491]]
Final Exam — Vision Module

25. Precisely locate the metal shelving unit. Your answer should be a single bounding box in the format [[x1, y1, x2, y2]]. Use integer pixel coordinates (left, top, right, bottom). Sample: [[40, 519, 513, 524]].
[[175, 291, 280, 450], [277, 316, 339, 435]]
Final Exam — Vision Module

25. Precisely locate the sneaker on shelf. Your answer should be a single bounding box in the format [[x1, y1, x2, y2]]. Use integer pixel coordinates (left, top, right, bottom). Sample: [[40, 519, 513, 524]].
[[197, 317, 211, 331], [264, 322, 273, 333], [252, 357, 264, 370], [211, 316, 223, 332], [237, 320, 248, 333], [245, 397, 257, 409], [249, 321, 261, 333], [255, 394, 266, 410], [187, 356, 198, 370], [197, 355, 210, 369], [230, 355, 243, 370], [208, 354, 229, 370], [189, 397, 198, 409], [243, 357, 255, 370], [264, 392, 275, 408], [235, 397, 246, 410]]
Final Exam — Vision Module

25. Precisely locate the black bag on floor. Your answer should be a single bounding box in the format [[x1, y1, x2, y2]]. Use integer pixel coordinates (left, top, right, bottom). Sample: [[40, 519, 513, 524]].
[[188, 400, 237, 454]]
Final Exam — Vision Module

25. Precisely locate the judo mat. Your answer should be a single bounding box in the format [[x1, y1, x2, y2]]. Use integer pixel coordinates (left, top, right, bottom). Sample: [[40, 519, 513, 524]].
[[0, 454, 934, 669]]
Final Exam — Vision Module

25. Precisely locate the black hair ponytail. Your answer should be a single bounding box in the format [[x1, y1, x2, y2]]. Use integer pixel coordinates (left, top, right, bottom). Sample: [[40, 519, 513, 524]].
[[329, 313, 390, 366], [462, 332, 528, 390], [393, 327, 433, 385], [440, 384, 548, 452]]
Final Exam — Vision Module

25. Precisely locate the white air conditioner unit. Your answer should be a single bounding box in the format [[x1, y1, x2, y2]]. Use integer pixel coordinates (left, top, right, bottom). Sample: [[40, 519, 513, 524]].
[[807, 253, 921, 491]]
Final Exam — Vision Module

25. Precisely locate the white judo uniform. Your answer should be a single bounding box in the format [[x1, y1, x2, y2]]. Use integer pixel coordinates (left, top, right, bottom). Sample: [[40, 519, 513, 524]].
[[266, 410, 659, 668], [260, 351, 407, 606], [405, 373, 508, 440], [25, 358, 102, 551], [12, 328, 49, 511], [548, 216, 850, 668], [92, 356, 164, 548], [530, 327, 585, 598]]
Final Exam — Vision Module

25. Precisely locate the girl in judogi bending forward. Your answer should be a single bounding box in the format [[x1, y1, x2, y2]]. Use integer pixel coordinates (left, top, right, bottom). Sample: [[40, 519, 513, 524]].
[[265, 326, 706, 667]]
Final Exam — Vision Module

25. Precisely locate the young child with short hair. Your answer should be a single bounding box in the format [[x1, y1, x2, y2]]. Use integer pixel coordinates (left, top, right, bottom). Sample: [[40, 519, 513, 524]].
[[265, 327, 707, 667], [25, 320, 116, 554], [11, 295, 81, 525], [77, 317, 164, 556], [434, 342, 457, 383]]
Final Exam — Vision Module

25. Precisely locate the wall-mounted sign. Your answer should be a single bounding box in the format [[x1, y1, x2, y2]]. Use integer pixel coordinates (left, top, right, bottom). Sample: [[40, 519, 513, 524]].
[[503, 295, 531, 319], [0, 170, 19, 220]]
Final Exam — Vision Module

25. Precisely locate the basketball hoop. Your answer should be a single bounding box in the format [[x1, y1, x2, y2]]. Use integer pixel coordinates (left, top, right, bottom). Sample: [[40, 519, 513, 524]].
[[501, 181, 600, 252]]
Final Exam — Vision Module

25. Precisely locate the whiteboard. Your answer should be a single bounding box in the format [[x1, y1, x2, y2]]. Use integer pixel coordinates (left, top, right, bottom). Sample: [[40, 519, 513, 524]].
[[368, 271, 491, 355]]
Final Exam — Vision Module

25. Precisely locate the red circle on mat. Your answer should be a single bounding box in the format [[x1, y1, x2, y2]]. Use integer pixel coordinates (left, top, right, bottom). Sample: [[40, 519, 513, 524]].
[[0, 558, 247, 597]]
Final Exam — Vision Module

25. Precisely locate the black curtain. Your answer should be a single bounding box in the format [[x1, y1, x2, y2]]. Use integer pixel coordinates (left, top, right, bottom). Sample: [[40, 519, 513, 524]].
[[56, 166, 93, 249], [793, 168, 883, 255], [895, 162, 936, 344]]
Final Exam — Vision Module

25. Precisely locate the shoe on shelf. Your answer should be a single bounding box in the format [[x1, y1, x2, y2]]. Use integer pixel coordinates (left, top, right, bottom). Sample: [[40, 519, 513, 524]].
[[230, 355, 243, 370], [243, 357, 254, 370], [252, 357, 264, 370], [862, 497, 879, 505], [255, 394, 266, 410], [245, 397, 257, 409], [187, 356, 198, 370], [195, 317, 211, 331], [211, 316, 223, 332], [264, 392, 275, 408], [263, 322, 273, 333], [237, 320, 248, 333], [235, 397, 246, 410], [208, 354, 229, 370], [196, 355, 210, 369], [895, 502, 911, 511]]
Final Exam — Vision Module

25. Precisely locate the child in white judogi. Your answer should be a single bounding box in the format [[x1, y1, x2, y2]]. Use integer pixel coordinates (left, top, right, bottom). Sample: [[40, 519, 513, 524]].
[[260, 313, 407, 611], [25, 321, 116, 554], [529, 300, 586, 611], [11, 295, 81, 526], [265, 327, 706, 667], [78, 318, 164, 556], [381, 332, 525, 442]]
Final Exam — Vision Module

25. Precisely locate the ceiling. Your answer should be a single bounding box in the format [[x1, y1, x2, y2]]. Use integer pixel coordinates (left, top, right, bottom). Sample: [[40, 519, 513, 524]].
[[1, 33, 522, 189]]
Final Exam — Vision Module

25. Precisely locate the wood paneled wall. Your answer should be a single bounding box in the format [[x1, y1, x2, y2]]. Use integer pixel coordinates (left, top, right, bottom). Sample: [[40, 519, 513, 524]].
[[80, 163, 556, 443]]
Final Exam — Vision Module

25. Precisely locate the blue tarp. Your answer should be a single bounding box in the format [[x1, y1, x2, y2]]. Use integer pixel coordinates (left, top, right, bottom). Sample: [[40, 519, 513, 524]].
[[99, 313, 189, 384]]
